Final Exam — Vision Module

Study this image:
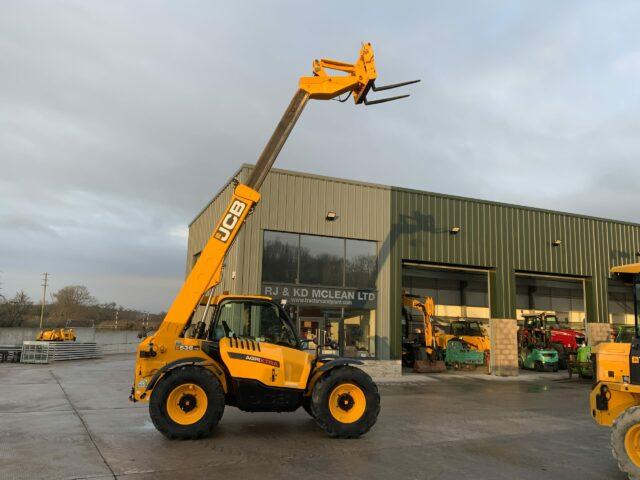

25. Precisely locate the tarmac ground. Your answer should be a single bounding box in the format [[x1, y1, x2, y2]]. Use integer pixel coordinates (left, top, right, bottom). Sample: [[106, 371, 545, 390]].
[[0, 354, 624, 480]]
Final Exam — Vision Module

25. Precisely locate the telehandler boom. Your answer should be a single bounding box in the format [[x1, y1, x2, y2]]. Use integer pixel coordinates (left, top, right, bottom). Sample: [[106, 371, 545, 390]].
[[131, 43, 418, 439]]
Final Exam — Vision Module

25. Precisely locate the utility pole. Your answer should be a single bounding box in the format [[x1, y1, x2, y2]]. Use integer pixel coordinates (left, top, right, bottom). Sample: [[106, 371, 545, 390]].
[[39, 272, 49, 329]]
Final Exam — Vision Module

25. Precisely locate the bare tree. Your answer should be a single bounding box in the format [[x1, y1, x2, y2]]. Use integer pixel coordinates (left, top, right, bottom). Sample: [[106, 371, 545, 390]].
[[0, 291, 33, 327], [51, 285, 97, 325]]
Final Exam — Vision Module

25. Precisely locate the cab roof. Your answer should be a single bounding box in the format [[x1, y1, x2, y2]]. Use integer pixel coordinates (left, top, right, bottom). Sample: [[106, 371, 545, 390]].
[[611, 263, 640, 275], [199, 293, 273, 306]]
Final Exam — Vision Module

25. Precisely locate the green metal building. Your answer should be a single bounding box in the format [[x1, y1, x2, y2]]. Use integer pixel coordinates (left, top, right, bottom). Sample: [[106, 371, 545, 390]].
[[187, 165, 640, 363]]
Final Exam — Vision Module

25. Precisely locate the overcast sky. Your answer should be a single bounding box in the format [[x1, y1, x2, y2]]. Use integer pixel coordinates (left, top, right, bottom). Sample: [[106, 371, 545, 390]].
[[1, 1, 639, 312]]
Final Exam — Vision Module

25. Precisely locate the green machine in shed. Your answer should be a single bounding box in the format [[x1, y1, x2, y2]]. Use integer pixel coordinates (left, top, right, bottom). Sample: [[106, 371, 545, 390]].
[[444, 339, 485, 370]]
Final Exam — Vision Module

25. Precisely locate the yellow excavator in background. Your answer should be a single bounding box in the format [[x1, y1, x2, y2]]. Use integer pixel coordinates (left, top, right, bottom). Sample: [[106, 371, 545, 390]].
[[130, 43, 418, 439], [37, 328, 76, 342], [402, 294, 446, 373], [590, 263, 640, 479]]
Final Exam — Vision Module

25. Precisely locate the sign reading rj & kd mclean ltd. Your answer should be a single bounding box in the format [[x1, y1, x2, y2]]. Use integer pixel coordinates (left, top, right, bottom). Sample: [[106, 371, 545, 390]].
[[262, 284, 376, 309]]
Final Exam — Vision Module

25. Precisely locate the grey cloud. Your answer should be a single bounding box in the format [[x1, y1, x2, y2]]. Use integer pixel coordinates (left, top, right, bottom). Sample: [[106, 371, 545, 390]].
[[1, 0, 639, 310]]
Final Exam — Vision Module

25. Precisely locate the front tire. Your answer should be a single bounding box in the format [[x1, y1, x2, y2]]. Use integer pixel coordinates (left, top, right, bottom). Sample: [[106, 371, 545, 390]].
[[310, 366, 380, 438], [302, 396, 315, 418], [612, 406, 640, 480], [149, 366, 225, 440]]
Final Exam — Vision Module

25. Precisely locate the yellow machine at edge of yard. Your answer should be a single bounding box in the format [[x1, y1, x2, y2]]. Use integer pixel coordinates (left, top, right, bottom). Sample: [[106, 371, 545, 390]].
[[37, 328, 76, 342], [590, 262, 640, 479], [130, 44, 419, 439]]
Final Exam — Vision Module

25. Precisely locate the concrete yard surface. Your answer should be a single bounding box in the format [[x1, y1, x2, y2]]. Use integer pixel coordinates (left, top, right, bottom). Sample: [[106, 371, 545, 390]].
[[0, 354, 623, 480]]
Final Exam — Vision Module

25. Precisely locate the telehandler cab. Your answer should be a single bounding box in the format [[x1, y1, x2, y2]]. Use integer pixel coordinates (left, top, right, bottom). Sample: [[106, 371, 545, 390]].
[[590, 263, 640, 478], [130, 43, 418, 439]]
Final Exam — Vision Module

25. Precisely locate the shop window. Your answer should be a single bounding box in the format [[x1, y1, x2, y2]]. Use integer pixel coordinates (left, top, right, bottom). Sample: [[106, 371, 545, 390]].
[[262, 231, 378, 289], [262, 231, 298, 283], [299, 235, 344, 286], [343, 309, 376, 358], [346, 239, 377, 288]]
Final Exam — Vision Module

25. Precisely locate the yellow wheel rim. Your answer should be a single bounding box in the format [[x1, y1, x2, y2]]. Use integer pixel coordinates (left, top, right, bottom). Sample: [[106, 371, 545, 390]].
[[166, 383, 208, 426], [328, 383, 366, 424], [625, 424, 640, 467]]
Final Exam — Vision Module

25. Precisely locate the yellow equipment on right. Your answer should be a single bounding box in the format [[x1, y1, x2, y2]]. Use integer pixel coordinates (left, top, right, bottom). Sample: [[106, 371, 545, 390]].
[[37, 328, 77, 342], [402, 294, 446, 373], [590, 263, 640, 479]]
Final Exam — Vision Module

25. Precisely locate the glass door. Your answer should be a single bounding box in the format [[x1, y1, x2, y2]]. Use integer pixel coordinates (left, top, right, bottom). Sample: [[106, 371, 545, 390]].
[[298, 306, 343, 356], [321, 309, 342, 356]]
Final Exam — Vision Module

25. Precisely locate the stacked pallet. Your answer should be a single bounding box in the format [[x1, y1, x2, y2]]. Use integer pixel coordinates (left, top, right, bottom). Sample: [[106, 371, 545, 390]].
[[21, 341, 102, 364], [0, 345, 22, 363]]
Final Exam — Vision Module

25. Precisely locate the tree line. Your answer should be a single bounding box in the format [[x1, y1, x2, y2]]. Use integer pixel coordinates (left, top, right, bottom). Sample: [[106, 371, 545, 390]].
[[0, 285, 165, 329]]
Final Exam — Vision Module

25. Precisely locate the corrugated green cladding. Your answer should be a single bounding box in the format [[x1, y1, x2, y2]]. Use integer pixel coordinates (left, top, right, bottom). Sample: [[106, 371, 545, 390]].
[[187, 166, 393, 359], [188, 166, 640, 360], [389, 188, 640, 358]]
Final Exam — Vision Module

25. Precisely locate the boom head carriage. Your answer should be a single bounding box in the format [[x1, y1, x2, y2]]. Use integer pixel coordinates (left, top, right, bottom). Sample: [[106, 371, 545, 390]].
[[299, 42, 420, 104]]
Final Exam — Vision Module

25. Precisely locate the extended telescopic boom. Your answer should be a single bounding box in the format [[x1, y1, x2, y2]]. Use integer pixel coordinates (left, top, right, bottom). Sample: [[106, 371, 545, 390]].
[[149, 43, 419, 346]]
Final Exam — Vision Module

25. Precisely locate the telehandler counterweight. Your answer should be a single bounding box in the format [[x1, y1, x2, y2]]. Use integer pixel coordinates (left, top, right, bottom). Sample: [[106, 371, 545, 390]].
[[131, 43, 418, 439], [590, 263, 640, 478]]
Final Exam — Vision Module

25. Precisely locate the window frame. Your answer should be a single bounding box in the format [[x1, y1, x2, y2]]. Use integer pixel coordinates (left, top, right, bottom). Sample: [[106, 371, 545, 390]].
[[209, 297, 301, 350], [262, 230, 378, 290]]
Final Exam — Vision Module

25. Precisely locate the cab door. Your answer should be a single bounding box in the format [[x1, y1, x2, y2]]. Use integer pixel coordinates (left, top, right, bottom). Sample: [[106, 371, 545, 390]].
[[215, 299, 312, 390]]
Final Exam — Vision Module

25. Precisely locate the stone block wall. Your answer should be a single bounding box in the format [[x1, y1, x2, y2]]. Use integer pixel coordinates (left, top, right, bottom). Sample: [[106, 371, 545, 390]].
[[490, 318, 519, 377], [586, 323, 612, 347], [360, 360, 402, 378]]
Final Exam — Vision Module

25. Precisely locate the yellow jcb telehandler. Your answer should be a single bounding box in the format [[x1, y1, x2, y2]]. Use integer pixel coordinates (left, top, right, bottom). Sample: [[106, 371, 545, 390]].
[[590, 262, 640, 478], [130, 43, 418, 439]]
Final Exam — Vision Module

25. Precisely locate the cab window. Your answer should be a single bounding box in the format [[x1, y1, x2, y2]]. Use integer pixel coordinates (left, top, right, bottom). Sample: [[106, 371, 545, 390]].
[[213, 300, 298, 348]]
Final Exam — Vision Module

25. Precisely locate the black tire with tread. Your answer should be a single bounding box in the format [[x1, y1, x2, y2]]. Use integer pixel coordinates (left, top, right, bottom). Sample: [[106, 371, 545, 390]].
[[302, 396, 315, 418], [149, 365, 225, 440], [612, 406, 640, 480], [552, 343, 567, 370], [310, 366, 380, 438]]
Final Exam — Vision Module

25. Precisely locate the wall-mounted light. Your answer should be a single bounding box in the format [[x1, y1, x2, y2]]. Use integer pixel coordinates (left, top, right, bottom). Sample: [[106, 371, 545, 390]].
[[326, 211, 337, 221], [552, 239, 562, 247], [450, 226, 461, 235]]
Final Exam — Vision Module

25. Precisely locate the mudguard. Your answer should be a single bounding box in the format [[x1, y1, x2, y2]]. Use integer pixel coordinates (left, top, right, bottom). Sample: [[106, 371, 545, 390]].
[[146, 357, 216, 392], [316, 357, 364, 373]]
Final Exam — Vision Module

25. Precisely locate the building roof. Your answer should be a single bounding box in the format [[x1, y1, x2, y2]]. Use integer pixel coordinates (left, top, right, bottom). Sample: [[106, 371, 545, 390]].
[[190, 163, 640, 229]]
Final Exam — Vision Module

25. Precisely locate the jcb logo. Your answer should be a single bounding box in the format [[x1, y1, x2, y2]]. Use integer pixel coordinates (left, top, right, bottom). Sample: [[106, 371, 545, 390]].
[[215, 200, 246, 243]]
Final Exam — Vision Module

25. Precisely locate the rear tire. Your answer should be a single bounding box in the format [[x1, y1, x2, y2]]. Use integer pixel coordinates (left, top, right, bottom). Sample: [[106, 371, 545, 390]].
[[310, 366, 380, 438], [612, 406, 640, 480], [552, 343, 567, 370], [149, 366, 225, 440]]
